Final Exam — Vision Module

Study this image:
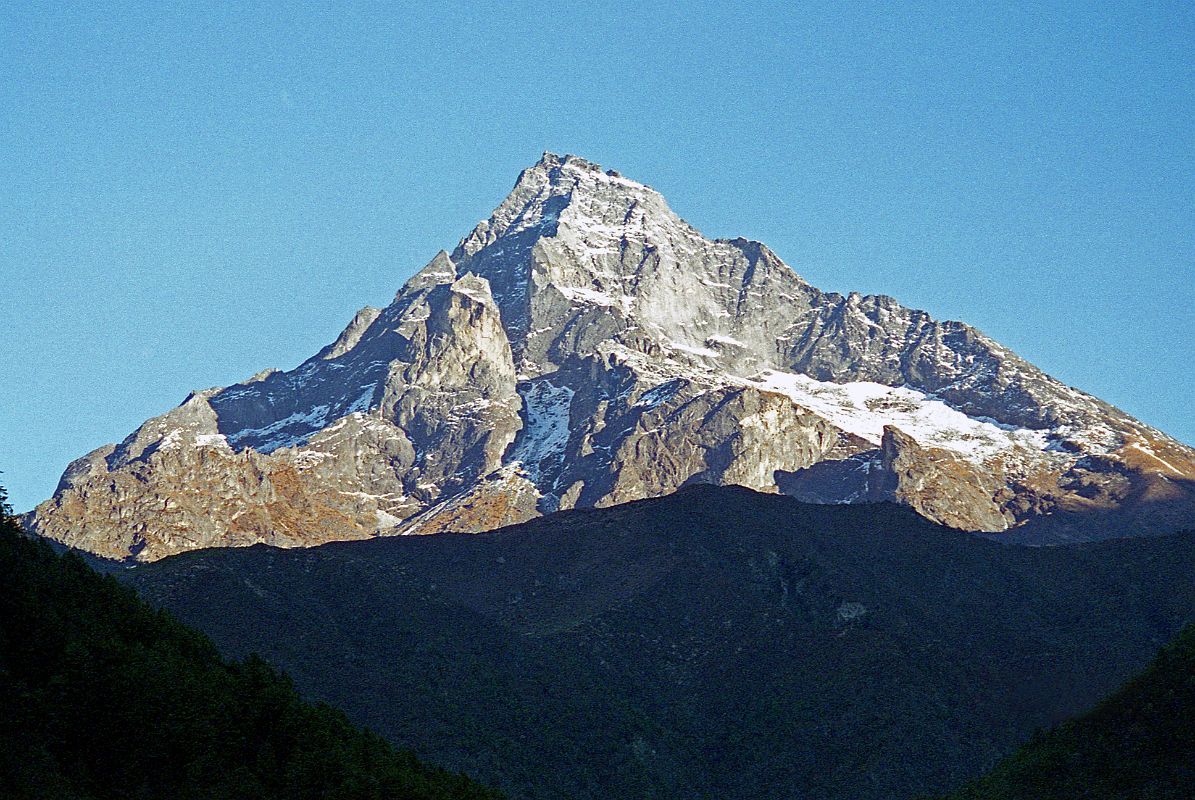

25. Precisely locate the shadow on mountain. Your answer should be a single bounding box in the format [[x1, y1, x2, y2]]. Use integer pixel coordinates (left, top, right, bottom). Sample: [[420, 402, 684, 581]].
[[940, 621, 1195, 799], [775, 454, 877, 503], [776, 458, 1195, 544], [127, 485, 1195, 800], [986, 475, 1195, 544], [31, 530, 130, 574]]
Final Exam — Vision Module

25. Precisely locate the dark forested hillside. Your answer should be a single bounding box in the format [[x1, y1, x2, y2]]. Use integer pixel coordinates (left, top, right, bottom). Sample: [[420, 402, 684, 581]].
[[0, 504, 500, 800], [127, 485, 1195, 800], [941, 623, 1195, 799]]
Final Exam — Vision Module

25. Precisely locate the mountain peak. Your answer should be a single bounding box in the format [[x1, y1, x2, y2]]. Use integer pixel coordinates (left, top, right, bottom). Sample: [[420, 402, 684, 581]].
[[25, 155, 1195, 561], [453, 152, 670, 264], [534, 151, 634, 182]]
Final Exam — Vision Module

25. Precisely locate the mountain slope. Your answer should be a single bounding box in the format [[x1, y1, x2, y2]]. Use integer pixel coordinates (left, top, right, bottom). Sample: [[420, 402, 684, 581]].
[[27, 153, 1195, 560], [941, 623, 1195, 799], [0, 509, 500, 800], [127, 486, 1195, 800]]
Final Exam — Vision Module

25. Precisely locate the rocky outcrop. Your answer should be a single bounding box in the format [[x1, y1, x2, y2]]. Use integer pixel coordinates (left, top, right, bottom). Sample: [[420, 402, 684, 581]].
[[376, 275, 522, 502], [25, 153, 1195, 559], [871, 426, 1013, 532], [27, 275, 522, 560], [26, 394, 388, 561], [316, 306, 382, 361]]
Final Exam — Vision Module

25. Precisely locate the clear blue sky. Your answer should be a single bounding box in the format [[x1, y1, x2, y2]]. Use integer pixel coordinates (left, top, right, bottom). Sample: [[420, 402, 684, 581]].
[[2, 3, 1193, 512]]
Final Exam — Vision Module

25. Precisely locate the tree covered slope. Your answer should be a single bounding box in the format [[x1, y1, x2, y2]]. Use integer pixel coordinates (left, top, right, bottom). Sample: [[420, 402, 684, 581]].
[[0, 507, 500, 800], [941, 623, 1195, 799], [128, 485, 1195, 800]]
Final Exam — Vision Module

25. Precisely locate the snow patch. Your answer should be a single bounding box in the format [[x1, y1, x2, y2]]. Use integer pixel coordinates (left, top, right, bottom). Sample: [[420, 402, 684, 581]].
[[636, 379, 683, 409], [669, 341, 720, 359], [452, 281, 493, 305], [509, 381, 575, 482], [226, 404, 331, 453], [745, 370, 1051, 464], [556, 285, 634, 313], [291, 450, 331, 468], [1126, 442, 1186, 476], [346, 385, 376, 414], [159, 429, 184, 449], [375, 508, 404, 529]]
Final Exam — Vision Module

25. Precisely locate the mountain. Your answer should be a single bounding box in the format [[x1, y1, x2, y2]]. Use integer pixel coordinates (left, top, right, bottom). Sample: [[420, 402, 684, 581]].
[[0, 508, 500, 800], [26, 153, 1195, 560], [941, 622, 1195, 799], [126, 486, 1195, 800]]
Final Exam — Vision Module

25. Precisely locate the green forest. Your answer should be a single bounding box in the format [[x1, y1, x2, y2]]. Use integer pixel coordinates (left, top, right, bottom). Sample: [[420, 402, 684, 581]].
[[0, 484, 500, 800], [939, 621, 1195, 799]]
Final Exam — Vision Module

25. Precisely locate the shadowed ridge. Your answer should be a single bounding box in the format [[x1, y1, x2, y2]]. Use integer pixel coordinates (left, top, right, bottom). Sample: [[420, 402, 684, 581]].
[[939, 618, 1195, 799], [128, 486, 1195, 800]]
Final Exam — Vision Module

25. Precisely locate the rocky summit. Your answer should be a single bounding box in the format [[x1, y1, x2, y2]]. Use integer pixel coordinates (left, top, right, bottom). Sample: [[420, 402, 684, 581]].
[[26, 153, 1195, 560]]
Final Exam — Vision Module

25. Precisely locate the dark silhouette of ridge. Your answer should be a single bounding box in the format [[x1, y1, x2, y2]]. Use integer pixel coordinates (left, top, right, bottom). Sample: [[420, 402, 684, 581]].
[[128, 486, 1195, 800]]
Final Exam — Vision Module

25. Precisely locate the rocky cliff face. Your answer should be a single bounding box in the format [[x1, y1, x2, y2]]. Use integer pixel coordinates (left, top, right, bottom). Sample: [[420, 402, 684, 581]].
[[26, 153, 1195, 560]]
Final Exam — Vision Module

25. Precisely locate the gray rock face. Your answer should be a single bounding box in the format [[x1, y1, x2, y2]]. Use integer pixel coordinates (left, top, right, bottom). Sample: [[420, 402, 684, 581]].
[[26, 153, 1195, 559], [316, 306, 382, 361]]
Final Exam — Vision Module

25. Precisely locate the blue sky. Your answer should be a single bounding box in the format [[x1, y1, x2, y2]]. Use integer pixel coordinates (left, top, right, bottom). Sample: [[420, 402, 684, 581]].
[[2, 3, 1193, 511]]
